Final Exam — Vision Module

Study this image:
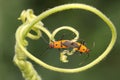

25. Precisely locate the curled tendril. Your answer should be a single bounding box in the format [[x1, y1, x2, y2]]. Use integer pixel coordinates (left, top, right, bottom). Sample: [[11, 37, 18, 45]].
[[14, 3, 117, 80], [51, 26, 79, 41]]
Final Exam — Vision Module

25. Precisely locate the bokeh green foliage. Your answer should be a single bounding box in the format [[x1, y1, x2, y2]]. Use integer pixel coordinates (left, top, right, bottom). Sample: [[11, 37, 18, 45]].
[[0, 0, 120, 80]]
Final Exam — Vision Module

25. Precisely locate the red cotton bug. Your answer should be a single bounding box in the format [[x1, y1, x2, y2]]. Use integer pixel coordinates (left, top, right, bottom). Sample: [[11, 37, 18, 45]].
[[49, 40, 90, 54]]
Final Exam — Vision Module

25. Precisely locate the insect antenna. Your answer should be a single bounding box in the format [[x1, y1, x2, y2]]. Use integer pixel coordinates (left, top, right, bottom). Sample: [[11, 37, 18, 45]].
[[39, 35, 50, 57], [79, 53, 90, 66], [90, 42, 95, 51], [39, 46, 51, 57], [41, 35, 49, 44]]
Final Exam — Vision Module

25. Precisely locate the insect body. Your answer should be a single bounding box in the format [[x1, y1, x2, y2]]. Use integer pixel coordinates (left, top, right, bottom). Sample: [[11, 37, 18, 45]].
[[49, 40, 90, 53]]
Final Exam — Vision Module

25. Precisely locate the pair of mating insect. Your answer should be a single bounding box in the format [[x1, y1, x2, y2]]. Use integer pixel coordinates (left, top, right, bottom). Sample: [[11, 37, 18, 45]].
[[49, 39, 90, 54]]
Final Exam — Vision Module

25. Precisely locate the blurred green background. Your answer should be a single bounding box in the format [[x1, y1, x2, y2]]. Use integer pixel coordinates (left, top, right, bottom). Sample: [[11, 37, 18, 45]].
[[0, 0, 120, 80]]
